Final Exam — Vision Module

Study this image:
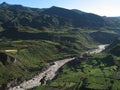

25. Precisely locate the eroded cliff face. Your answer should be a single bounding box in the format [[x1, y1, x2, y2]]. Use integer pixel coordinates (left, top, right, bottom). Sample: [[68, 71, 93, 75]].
[[0, 53, 17, 65], [0, 53, 24, 90]]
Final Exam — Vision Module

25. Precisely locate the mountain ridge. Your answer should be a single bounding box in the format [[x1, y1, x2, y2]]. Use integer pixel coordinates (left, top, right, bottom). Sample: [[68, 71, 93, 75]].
[[0, 2, 120, 88], [0, 2, 119, 30]]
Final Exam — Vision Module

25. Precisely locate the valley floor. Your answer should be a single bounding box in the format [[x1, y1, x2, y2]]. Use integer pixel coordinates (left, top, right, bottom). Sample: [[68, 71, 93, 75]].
[[9, 44, 107, 90], [8, 57, 75, 90]]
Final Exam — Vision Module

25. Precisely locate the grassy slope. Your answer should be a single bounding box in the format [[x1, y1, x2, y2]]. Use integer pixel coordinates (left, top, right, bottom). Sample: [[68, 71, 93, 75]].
[[39, 52, 120, 90], [0, 30, 97, 85], [0, 29, 118, 86], [0, 3, 120, 88], [0, 40, 75, 85], [0, 27, 100, 86], [44, 39, 120, 90]]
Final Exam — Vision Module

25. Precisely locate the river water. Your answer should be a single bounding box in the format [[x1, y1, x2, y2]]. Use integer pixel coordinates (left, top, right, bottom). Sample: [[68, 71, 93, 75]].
[[8, 58, 75, 90], [87, 44, 108, 54], [8, 44, 108, 90]]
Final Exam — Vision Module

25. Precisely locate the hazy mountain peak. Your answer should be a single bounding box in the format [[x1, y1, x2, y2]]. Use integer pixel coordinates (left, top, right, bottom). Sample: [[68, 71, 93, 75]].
[[0, 2, 9, 6], [72, 9, 85, 14], [1, 2, 8, 5], [50, 6, 67, 10], [51, 6, 57, 8]]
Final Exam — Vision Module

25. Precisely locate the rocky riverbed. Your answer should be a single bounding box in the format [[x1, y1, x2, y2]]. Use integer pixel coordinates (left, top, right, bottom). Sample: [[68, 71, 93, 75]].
[[8, 57, 75, 90], [8, 44, 108, 90], [87, 44, 108, 54]]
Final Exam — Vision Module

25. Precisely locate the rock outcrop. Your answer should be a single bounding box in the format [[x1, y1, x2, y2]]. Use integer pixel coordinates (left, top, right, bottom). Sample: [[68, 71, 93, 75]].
[[0, 53, 17, 65]]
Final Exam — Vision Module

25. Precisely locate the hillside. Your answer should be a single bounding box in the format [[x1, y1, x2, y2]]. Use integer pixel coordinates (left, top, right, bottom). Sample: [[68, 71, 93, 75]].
[[0, 2, 119, 31], [0, 2, 119, 43], [43, 6, 106, 28], [0, 40, 78, 87], [106, 37, 120, 56], [41, 39, 120, 90], [0, 2, 120, 89]]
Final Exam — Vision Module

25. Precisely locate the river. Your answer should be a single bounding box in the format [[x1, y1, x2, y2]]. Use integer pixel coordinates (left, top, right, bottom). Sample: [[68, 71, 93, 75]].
[[8, 44, 108, 90], [8, 57, 75, 90], [87, 44, 108, 54]]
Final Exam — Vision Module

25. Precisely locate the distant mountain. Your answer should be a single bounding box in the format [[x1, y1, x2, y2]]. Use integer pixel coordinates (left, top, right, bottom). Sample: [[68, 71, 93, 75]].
[[43, 6, 106, 28], [0, 2, 120, 31], [0, 2, 120, 87], [71, 9, 85, 14], [109, 16, 120, 20], [0, 2, 119, 43], [90, 31, 119, 44], [103, 16, 120, 29], [0, 2, 71, 32]]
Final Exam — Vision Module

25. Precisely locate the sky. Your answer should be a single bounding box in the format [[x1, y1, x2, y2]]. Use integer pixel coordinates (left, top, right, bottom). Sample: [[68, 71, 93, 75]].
[[0, 0, 120, 16]]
